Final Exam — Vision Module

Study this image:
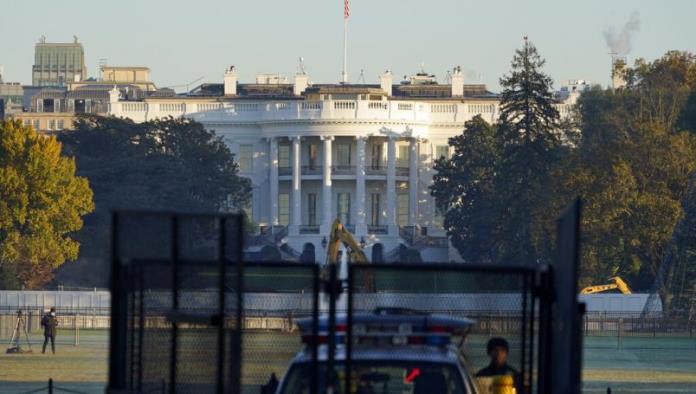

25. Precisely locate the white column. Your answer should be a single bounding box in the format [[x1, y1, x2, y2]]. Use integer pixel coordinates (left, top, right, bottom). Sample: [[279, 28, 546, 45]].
[[269, 138, 279, 227], [408, 138, 419, 226], [291, 136, 302, 235], [355, 136, 367, 236], [386, 136, 397, 235], [321, 136, 334, 234]]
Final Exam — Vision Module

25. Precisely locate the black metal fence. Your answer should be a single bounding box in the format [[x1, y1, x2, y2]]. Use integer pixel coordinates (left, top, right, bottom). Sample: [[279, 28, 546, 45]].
[[347, 263, 538, 394]]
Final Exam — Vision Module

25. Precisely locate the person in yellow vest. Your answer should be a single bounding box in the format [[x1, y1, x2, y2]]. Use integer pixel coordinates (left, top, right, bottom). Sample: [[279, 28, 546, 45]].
[[475, 337, 522, 393]]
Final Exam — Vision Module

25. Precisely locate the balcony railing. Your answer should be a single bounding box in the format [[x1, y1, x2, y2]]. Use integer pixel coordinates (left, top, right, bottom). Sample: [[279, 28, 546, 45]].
[[368, 225, 388, 234], [396, 166, 410, 176], [366, 166, 387, 176], [331, 165, 356, 175], [301, 165, 322, 175], [278, 166, 291, 176], [299, 225, 320, 234]]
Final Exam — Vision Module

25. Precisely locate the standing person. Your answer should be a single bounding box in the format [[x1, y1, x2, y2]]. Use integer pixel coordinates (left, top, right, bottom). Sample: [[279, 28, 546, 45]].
[[41, 307, 59, 354], [476, 337, 522, 392]]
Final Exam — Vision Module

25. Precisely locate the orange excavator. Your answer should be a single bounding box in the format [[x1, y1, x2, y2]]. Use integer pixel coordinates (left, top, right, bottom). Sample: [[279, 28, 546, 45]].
[[580, 276, 632, 295], [325, 218, 368, 265]]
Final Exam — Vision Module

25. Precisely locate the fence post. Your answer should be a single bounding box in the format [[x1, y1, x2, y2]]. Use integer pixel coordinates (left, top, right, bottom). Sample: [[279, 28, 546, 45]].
[[74, 314, 80, 346], [617, 318, 623, 350], [48, 378, 53, 394]]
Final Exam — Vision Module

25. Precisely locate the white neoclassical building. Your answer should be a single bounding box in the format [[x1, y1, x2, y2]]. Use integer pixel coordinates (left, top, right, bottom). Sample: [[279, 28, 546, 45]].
[[108, 66, 578, 263]]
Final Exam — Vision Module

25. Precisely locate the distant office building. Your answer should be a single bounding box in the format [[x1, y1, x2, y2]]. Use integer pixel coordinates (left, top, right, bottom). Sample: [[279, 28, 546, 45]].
[[32, 36, 87, 87], [0, 83, 24, 119]]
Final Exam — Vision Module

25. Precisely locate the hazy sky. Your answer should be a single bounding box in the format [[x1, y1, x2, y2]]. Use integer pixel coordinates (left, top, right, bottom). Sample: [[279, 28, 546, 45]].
[[1, 0, 695, 92]]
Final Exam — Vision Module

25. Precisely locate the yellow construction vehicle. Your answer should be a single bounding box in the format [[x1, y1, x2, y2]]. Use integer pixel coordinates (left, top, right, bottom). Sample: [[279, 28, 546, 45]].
[[580, 276, 632, 295], [325, 218, 368, 265]]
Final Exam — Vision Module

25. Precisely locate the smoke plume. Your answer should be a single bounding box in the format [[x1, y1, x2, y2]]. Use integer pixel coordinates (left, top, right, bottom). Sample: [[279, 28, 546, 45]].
[[603, 12, 641, 55]]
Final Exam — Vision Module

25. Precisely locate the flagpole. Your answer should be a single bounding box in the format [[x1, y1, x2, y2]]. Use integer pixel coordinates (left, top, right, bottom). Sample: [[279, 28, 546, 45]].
[[342, 13, 348, 83]]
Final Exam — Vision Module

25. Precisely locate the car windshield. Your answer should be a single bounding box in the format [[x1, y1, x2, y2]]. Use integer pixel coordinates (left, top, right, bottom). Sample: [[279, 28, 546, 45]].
[[279, 361, 469, 394]]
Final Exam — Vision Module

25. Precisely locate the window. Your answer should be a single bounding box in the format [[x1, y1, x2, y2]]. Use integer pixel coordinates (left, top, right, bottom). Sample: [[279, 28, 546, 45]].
[[336, 143, 351, 166], [397, 145, 409, 167], [57, 120, 64, 130], [371, 143, 383, 169], [239, 144, 253, 172], [307, 193, 317, 226], [48, 120, 55, 130], [24, 119, 31, 127], [308, 143, 318, 170], [370, 193, 381, 226], [278, 193, 290, 225], [278, 144, 290, 168], [33, 120, 40, 130], [397, 193, 409, 226], [337, 193, 351, 225], [435, 145, 450, 160]]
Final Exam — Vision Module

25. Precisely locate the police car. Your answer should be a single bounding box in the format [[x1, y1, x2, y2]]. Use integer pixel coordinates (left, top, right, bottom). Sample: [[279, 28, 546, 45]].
[[277, 308, 482, 394]]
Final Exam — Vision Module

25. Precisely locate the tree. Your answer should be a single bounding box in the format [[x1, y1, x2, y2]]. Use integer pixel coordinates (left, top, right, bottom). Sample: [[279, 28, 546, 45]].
[[0, 120, 94, 289], [567, 52, 696, 290], [57, 115, 251, 286], [431, 40, 568, 265]]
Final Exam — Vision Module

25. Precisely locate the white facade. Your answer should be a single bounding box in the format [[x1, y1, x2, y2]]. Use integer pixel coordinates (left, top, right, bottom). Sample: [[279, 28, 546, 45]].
[[108, 68, 576, 263]]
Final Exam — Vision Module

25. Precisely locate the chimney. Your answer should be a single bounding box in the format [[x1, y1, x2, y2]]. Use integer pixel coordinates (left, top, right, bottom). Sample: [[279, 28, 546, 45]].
[[0, 65, 4, 83], [611, 57, 627, 89], [294, 72, 309, 96], [108, 86, 120, 105], [451, 66, 464, 97], [379, 70, 393, 96], [224, 65, 238, 96]]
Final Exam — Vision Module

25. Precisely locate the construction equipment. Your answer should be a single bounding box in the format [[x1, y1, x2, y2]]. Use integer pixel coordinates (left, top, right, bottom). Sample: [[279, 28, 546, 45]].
[[325, 218, 368, 265], [580, 276, 632, 295]]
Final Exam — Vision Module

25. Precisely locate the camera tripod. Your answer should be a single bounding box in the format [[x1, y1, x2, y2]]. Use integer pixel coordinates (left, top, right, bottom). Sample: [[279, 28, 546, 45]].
[[6, 310, 33, 354]]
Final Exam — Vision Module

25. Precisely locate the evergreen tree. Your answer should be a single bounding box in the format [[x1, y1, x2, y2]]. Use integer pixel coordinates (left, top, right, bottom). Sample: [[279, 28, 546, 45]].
[[0, 120, 94, 288], [496, 39, 565, 264], [431, 40, 567, 265]]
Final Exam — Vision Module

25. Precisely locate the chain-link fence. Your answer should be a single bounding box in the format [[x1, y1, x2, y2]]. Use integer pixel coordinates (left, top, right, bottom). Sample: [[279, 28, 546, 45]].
[[347, 263, 537, 394], [111, 212, 244, 394], [241, 263, 318, 394]]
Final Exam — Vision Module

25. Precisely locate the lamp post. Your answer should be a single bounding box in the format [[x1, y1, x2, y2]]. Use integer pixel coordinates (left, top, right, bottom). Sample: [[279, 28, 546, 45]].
[[321, 236, 328, 249]]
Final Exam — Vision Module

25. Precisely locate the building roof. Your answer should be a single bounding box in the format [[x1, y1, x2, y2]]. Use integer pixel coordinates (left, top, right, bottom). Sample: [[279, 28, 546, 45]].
[[102, 66, 150, 71], [175, 82, 498, 101]]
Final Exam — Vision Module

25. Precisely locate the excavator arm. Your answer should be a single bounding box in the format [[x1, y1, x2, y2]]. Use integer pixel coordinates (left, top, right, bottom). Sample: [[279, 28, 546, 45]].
[[326, 218, 368, 265], [580, 276, 632, 295]]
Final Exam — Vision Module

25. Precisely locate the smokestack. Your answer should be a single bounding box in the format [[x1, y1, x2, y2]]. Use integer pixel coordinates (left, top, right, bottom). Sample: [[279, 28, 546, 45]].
[[0, 65, 4, 83], [611, 56, 627, 89]]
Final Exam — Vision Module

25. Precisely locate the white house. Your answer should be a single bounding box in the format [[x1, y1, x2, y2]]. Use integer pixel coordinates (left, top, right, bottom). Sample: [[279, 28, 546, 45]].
[[108, 66, 577, 263]]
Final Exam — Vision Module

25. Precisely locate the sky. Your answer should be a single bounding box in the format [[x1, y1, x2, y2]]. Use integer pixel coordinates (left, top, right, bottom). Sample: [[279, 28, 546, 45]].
[[1, 0, 695, 92]]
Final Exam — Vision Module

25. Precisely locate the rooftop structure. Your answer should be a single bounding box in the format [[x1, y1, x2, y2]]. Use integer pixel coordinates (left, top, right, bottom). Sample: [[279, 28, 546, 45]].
[[32, 36, 87, 87]]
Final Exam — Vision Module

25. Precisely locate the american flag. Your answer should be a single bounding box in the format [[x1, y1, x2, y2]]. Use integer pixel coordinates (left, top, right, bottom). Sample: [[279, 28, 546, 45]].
[[344, 0, 349, 19]]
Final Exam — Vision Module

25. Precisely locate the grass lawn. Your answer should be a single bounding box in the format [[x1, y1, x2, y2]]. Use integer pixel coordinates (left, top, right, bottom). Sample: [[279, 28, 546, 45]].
[[2, 329, 695, 393]]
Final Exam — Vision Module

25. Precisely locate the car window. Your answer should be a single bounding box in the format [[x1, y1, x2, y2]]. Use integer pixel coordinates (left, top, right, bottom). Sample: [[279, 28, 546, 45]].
[[279, 361, 469, 394]]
